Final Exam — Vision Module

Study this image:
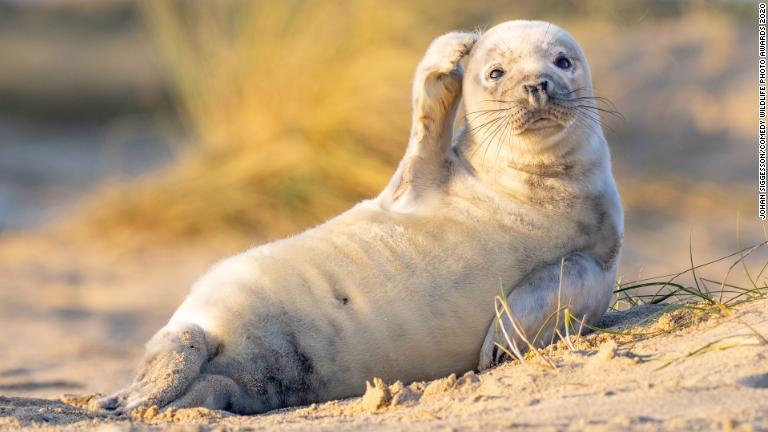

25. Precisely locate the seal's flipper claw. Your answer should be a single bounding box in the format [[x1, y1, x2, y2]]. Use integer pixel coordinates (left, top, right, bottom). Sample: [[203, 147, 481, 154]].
[[416, 32, 478, 78]]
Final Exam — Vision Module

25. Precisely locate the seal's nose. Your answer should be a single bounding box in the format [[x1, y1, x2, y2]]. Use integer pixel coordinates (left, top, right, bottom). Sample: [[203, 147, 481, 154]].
[[523, 80, 550, 108], [524, 80, 548, 95]]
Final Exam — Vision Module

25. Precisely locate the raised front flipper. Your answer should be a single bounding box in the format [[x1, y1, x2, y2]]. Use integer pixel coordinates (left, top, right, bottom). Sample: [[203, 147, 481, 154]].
[[379, 31, 477, 210]]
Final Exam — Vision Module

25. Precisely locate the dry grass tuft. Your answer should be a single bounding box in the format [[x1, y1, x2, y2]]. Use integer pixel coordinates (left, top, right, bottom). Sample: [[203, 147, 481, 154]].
[[491, 237, 768, 369], [68, 2, 750, 249], [82, 0, 429, 243]]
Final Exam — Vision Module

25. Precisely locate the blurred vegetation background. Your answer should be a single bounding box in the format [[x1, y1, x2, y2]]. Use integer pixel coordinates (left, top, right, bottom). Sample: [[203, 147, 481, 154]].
[[2, 0, 764, 400], [0, 0, 760, 278]]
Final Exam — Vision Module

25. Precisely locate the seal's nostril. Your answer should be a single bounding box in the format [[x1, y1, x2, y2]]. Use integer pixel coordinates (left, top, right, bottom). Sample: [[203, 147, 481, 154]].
[[524, 80, 549, 97]]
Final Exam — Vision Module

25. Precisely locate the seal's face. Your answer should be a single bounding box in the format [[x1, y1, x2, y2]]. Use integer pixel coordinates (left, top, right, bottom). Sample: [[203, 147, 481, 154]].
[[463, 21, 595, 148]]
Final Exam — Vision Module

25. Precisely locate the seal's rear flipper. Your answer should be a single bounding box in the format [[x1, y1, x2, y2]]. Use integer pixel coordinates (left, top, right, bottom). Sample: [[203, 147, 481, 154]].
[[99, 323, 212, 413]]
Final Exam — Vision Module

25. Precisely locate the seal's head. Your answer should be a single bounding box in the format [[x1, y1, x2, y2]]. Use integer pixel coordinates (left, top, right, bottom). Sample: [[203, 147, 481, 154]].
[[463, 21, 600, 155]]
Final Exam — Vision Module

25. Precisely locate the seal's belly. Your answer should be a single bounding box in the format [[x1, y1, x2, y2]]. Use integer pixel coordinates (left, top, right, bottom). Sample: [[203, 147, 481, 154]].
[[284, 212, 553, 394], [176, 204, 561, 401]]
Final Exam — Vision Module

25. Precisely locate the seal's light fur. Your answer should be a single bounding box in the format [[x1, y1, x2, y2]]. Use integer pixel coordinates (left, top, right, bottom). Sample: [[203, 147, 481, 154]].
[[100, 20, 622, 414]]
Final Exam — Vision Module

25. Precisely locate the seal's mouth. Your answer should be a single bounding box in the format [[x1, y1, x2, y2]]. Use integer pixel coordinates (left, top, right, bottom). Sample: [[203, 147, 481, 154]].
[[525, 116, 561, 131], [467, 97, 594, 140], [516, 109, 569, 134], [467, 91, 621, 142]]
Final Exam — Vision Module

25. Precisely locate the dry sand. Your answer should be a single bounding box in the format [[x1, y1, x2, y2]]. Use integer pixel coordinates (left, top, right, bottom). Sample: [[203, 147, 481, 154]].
[[1, 232, 767, 431]]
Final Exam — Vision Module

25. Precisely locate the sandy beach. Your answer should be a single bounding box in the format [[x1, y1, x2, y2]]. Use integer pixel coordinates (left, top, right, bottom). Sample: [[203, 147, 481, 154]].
[[0, 2, 764, 430], [0, 231, 766, 431]]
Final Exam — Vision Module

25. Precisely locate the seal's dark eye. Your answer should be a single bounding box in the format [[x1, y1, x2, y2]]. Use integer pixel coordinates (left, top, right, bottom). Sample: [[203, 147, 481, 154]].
[[488, 68, 505, 79], [554, 56, 572, 69]]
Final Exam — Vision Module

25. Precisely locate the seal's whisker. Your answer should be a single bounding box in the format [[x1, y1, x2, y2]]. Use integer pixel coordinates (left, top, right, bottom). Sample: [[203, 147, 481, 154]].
[[562, 86, 594, 95], [466, 114, 509, 159], [497, 117, 514, 166], [483, 123, 500, 171], [467, 111, 505, 129], [579, 95, 616, 105], [570, 109, 603, 132], [479, 99, 522, 105], [478, 112, 511, 166], [563, 99, 620, 119], [558, 87, 620, 108], [571, 108, 602, 127], [490, 28, 515, 56], [566, 96, 620, 111], [571, 114, 602, 137], [492, 120, 509, 166], [470, 120, 507, 143], [572, 109, 615, 135], [589, 106, 625, 121], [464, 111, 508, 126], [467, 113, 507, 135], [571, 104, 625, 121], [482, 122, 508, 172], [576, 114, 601, 134], [465, 108, 514, 117], [591, 108, 625, 122], [541, 23, 552, 46], [488, 122, 508, 179]]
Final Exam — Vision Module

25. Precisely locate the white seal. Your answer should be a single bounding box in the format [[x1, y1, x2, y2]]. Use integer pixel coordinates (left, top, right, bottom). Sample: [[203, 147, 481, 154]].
[[100, 20, 622, 414]]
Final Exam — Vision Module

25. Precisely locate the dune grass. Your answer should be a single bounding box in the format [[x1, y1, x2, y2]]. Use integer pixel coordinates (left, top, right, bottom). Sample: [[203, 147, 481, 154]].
[[491, 236, 768, 369], [73, 1, 749, 247], [81, 0, 429, 243]]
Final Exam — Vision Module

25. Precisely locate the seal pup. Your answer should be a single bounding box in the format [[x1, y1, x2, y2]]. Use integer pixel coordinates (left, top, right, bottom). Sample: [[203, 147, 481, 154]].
[[457, 22, 623, 366], [99, 20, 622, 414]]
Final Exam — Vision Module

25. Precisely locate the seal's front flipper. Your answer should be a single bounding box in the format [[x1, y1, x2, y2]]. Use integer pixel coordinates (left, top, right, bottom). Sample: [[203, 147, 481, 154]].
[[98, 323, 211, 413], [478, 253, 615, 370], [380, 32, 477, 210]]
